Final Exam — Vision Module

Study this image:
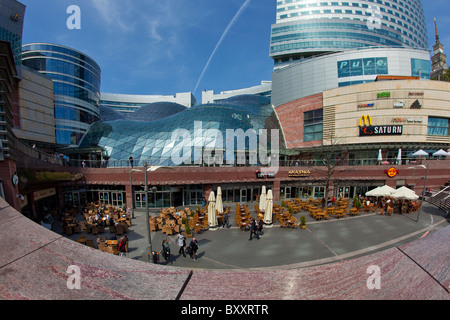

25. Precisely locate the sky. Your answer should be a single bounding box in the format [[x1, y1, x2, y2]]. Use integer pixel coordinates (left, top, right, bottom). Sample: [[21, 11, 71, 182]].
[[18, 0, 449, 100]]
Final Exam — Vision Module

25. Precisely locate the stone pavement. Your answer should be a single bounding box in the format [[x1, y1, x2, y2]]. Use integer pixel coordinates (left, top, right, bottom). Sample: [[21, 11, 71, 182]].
[[1, 197, 449, 300], [121, 203, 448, 270]]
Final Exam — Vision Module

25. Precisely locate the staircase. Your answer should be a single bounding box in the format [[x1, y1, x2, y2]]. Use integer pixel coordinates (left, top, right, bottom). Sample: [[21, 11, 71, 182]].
[[424, 181, 450, 214]]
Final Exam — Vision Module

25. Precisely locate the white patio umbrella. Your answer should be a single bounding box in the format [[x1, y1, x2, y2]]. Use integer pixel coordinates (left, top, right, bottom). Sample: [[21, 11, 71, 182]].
[[264, 189, 273, 225], [433, 149, 448, 158], [412, 149, 429, 157], [391, 186, 419, 200], [366, 186, 381, 197], [216, 187, 223, 214], [259, 186, 267, 212], [367, 185, 395, 197], [377, 149, 383, 162], [208, 191, 217, 228], [396, 148, 402, 165]]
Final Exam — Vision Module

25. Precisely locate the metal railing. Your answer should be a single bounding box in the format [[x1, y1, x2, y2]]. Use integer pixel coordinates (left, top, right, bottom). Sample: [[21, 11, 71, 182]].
[[69, 157, 428, 168]]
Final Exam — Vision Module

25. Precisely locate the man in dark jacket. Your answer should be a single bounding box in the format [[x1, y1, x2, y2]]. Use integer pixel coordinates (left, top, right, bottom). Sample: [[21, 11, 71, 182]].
[[249, 218, 259, 240]]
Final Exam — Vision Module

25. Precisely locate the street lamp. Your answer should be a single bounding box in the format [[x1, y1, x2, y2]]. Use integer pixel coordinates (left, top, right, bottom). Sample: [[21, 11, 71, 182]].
[[143, 163, 164, 262], [129, 168, 142, 219], [407, 163, 429, 222]]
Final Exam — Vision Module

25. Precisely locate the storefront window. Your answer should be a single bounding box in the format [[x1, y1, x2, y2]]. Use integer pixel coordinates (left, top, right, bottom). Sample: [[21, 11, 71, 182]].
[[427, 117, 449, 136]]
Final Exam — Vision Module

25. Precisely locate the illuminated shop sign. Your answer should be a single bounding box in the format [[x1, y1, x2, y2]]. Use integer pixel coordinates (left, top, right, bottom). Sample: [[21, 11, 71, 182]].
[[288, 170, 311, 177], [359, 115, 403, 136], [338, 57, 388, 78]]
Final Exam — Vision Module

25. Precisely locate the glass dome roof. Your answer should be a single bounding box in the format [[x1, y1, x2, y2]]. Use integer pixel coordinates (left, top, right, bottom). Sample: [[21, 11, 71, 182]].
[[79, 95, 282, 166], [126, 102, 187, 121]]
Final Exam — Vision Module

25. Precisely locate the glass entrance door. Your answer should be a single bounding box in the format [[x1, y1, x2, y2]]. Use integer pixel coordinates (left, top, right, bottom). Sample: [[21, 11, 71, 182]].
[[99, 192, 110, 205], [111, 192, 123, 207]]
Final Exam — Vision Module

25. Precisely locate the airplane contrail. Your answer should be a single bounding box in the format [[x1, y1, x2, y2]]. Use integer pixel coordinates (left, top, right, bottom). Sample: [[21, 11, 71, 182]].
[[193, 0, 252, 95]]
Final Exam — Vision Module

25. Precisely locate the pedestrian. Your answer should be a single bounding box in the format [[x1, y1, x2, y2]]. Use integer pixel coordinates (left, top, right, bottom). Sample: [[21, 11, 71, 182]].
[[222, 211, 230, 228], [129, 156, 134, 167], [258, 218, 264, 237], [175, 231, 187, 257], [189, 237, 199, 261], [249, 218, 259, 240], [118, 236, 127, 257], [162, 239, 171, 262]]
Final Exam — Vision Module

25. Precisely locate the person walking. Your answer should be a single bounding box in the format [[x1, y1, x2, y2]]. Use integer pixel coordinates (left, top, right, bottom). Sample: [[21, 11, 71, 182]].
[[222, 211, 230, 228], [118, 236, 127, 257], [258, 218, 264, 237], [175, 231, 187, 257], [249, 218, 259, 240], [189, 237, 199, 261], [162, 239, 171, 263]]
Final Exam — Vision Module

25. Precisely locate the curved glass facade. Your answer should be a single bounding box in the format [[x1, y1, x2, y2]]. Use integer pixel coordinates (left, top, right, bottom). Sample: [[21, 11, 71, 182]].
[[271, 0, 428, 64], [79, 95, 282, 167], [22, 43, 101, 145]]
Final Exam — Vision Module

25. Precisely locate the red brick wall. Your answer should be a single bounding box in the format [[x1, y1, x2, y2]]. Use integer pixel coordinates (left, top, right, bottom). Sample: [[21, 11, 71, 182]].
[[275, 93, 323, 149]]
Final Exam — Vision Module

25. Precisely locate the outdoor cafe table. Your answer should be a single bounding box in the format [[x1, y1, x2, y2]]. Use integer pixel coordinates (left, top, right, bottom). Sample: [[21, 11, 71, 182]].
[[240, 221, 248, 231], [315, 212, 326, 220], [105, 240, 118, 245]]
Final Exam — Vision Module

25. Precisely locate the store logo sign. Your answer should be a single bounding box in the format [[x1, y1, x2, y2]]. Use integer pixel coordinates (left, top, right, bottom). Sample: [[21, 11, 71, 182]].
[[359, 115, 403, 136], [385, 167, 399, 178], [358, 103, 374, 108], [377, 92, 390, 99], [410, 99, 422, 109], [393, 100, 406, 108]]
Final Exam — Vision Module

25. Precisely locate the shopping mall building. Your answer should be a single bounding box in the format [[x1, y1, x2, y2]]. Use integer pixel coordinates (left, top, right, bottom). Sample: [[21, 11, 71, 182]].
[[0, 0, 449, 220]]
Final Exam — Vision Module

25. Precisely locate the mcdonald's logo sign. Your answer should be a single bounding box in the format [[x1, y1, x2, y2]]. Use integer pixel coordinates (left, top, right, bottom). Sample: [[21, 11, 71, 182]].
[[359, 115, 373, 127], [358, 115, 403, 136]]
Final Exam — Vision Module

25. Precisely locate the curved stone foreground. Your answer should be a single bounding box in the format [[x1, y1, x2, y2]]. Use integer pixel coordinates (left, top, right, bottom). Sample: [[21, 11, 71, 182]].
[[0, 198, 448, 300]]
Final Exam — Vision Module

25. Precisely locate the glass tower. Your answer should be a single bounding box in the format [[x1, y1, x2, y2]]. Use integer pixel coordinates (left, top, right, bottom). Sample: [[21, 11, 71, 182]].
[[0, 0, 26, 69], [21, 43, 101, 145], [270, 0, 428, 66]]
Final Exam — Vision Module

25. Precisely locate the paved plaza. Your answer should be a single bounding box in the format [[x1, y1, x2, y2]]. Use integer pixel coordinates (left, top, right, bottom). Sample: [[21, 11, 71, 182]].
[[61, 202, 449, 270]]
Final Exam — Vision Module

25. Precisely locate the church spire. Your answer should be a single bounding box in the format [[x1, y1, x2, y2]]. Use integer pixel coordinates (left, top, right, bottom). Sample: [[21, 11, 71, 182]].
[[434, 18, 440, 43]]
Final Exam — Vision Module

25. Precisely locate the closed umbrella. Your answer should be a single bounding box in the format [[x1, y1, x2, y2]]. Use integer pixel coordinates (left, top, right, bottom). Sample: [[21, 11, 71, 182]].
[[391, 186, 419, 200], [216, 187, 223, 214], [396, 148, 402, 165], [259, 186, 267, 212], [208, 191, 217, 228], [264, 189, 273, 225], [377, 149, 383, 162]]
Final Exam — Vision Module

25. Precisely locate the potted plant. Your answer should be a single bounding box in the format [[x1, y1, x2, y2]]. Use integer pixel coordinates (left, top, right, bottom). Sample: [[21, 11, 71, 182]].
[[300, 215, 307, 229], [184, 222, 193, 238]]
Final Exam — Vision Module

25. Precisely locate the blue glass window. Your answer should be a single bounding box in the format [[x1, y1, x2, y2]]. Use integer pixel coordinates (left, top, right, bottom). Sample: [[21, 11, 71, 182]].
[[411, 58, 431, 79], [427, 118, 449, 136]]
